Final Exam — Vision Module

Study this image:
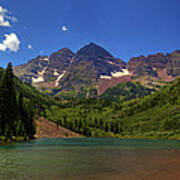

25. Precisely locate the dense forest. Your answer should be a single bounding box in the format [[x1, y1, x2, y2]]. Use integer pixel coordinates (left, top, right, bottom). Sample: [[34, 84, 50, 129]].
[[0, 63, 58, 142], [44, 78, 180, 139], [0, 63, 35, 141]]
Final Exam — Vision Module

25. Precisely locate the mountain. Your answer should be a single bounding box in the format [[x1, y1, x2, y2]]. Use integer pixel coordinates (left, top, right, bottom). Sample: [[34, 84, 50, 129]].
[[14, 43, 131, 96], [14, 48, 75, 91], [127, 51, 180, 88], [14, 43, 180, 98], [127, 53, 168, 76], [14, 55, 49, 84], [58, 43, 128, 92]]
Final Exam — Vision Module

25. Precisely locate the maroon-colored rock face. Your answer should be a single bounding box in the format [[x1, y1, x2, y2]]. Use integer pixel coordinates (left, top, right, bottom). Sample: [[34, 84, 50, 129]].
[[167, 51, 180, 77], [146, 53, 168, 69], [99, 75, 132, 95], [127, 56, 146, 72], [127, 53, 170, 78], [116, 58, 126, 69], [49, 48, 75, 71]]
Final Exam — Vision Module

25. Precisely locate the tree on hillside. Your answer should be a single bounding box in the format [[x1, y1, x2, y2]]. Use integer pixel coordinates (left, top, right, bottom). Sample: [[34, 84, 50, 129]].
[[0, 63, 17, 137], [0, 63, 36, 141]]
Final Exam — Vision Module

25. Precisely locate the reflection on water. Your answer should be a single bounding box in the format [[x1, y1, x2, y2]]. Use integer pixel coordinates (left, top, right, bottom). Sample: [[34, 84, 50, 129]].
[[0, 138, 180, 180]]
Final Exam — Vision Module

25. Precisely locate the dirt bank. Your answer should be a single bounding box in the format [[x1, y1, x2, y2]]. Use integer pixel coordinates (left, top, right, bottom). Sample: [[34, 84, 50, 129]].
[[35, 117, 81, 138]]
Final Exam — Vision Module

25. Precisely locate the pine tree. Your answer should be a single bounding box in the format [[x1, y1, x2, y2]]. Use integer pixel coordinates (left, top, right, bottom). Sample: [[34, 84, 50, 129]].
[[0, 63, 17, 137], [0, 63, 35, 140]]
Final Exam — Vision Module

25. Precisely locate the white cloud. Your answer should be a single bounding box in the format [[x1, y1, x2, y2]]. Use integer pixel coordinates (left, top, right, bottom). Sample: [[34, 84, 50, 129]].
[[0, 6, 17, 27], [62, 25, 69, 31], [0, 6, 7, 14], [0, 33, 20, 52], [0, 15, 10, 27], [28, 44, 32, 49]]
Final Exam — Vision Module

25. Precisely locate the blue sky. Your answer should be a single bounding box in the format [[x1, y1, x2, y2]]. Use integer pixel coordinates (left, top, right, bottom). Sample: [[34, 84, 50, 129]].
[[0, 0, 180, 67]]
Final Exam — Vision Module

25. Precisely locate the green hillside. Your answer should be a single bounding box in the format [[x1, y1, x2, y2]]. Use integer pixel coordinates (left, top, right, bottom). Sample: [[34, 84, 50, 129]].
[[14, 74, 57, 112], [115, 78, 180, 139], [100, 81, 154, 102], [44, 78, 180, 139]]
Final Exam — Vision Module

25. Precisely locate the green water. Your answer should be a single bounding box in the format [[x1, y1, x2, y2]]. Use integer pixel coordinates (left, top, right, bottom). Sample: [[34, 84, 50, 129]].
[[0, 138, 180, 180]]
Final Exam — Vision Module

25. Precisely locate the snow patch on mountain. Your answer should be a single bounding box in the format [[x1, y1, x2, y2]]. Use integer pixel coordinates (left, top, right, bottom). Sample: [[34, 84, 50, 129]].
[[100, 69, 131, 79], [108, 61, 115, 65], [100, 75, 112, 79], [38, 67, 47, 76], [32, 67, 47, 83], [55, 71, 66, 87], [44, 57, 49, 61], [32, 76, 44, 83], [54, 69, 60, 76], [38, 57, 49, 62], [111, 69, 131, 77]]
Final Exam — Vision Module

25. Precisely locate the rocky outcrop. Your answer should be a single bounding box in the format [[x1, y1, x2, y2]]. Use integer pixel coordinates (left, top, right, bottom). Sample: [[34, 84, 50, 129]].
[[127, 53, 168, 77], [167, 50, 180, 77]]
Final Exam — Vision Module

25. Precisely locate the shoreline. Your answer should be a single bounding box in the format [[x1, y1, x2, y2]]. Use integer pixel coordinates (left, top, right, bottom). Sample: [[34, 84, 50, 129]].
[[0, 135, 179, 145]]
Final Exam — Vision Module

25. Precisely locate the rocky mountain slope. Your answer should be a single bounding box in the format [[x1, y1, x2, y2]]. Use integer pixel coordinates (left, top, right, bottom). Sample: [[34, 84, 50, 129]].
[[14, 43, 180, 97], [59, 43, 130, 93]]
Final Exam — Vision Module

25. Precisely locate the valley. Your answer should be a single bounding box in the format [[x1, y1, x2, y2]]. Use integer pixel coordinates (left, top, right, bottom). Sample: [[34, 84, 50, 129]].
[[0, 43, 180, 141]]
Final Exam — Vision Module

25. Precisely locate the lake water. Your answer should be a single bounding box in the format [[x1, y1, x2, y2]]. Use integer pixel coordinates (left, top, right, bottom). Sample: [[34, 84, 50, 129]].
[[0, 138, 180, 180]]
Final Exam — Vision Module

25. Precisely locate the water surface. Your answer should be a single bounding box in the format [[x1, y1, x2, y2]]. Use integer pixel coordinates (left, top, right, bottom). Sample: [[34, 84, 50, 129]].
[[0, 138, 180, 180]]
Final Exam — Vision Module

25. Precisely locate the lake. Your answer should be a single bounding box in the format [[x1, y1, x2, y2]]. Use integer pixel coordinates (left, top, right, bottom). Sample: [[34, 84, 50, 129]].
[[0, 138, 180, 180]]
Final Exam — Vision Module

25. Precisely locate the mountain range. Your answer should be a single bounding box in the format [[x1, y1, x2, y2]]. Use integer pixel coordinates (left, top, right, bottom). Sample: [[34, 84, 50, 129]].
[[14, 43, 180, 97]]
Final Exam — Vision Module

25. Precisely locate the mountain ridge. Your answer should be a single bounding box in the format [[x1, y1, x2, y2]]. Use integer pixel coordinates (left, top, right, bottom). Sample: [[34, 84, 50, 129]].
[[13, 43, 180, 97]]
